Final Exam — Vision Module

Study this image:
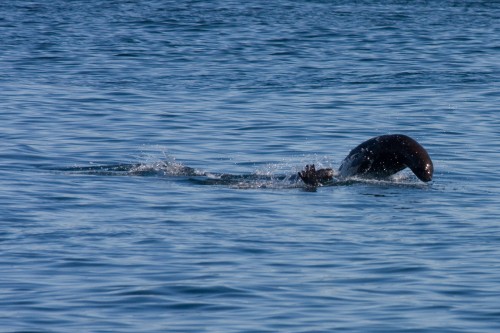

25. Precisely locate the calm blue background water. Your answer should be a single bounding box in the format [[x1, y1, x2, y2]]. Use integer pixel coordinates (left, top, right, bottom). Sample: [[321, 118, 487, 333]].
[[1, 1, 499, 332]]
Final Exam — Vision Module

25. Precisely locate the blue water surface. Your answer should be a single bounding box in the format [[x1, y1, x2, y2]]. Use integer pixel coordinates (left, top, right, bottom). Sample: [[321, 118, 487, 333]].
[[1, 1, 499, 332]]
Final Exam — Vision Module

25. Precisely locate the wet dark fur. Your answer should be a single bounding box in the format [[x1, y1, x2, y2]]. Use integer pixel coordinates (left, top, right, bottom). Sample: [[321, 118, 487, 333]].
[[299, 134, 433, 186]]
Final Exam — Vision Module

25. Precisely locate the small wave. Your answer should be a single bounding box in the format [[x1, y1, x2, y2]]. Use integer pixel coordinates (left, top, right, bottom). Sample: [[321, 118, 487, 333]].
[[52, 155, 205, 177], [345, 172, 432, 188]]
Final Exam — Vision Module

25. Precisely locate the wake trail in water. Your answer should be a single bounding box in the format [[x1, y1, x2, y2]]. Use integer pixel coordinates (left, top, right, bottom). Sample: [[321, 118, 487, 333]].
[[53, 160, 306, 189], [51, 156, 427, 190]]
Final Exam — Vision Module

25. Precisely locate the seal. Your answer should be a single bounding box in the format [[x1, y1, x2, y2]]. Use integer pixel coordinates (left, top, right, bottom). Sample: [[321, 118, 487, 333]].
[[298, 134, 433, 186]]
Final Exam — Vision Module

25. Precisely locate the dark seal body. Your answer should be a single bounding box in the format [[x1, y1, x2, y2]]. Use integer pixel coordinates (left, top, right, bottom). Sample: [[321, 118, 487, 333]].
[[338, 134, 433, 182], [299, 134, 433, 186]]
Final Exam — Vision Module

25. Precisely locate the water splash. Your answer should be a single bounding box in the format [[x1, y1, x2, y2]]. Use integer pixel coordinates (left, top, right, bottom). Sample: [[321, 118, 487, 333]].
[[51, 153, 429, 189]]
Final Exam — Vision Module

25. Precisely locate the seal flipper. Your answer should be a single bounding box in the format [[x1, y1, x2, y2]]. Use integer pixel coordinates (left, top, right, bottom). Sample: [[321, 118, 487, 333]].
[[298, 164, 334, 186]]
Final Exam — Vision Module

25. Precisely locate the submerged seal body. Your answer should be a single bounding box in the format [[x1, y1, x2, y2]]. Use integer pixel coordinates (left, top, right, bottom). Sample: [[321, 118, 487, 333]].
[[299, 134, 433, 186]]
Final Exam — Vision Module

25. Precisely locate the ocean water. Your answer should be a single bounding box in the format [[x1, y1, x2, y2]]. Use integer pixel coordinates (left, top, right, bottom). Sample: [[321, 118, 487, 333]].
[[1, 0, 499, 332]]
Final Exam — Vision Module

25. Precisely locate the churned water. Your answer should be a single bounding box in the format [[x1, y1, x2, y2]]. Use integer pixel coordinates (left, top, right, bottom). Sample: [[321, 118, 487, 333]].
[[1, 1, 499, 332]]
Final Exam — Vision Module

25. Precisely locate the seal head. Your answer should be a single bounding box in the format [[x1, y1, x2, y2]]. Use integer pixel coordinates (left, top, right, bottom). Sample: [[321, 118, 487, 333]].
[[338, 134, 433, 182], [299, 134, 433, 186]]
